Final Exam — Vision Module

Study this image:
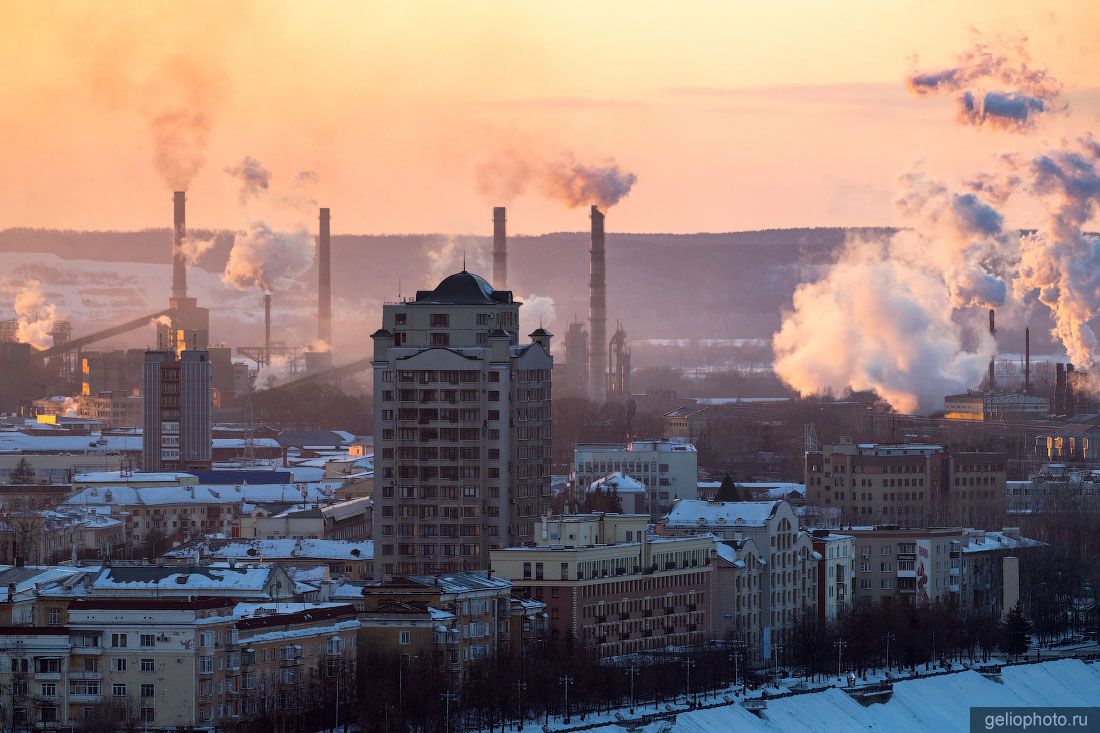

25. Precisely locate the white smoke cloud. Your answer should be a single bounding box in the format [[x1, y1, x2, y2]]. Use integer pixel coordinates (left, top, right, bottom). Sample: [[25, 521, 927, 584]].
[[179, 234, 217, 265], [225, 155, 271, 205], [254, 354, 294, 390], [476, 149, 638, 209], [773, 235, 995, 414], [12, 280, 63, 350], [222, 222, 314, 292], [906, 33, 1063, 132], [424, 235, 488, 286], [519, 294, 556, 338]]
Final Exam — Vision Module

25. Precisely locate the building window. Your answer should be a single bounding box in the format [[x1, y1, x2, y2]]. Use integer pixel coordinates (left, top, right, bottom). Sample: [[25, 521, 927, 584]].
[[40, 683, 56, 697], [141, 659, 155, 673], [399, 631, 411, 645], [112, 684, 127, 697], [430, 314, 450, 328], [46, 608, 62, 625], [200, 631, 214, 648], [140, 634, 156, 647], [112, 658, 127, 673], [141, 708, 155, 723], [200, 656, 214, 674], [141, 684, 155, 698], [431, 332, 450, 347], [111, 633, 127, 648]]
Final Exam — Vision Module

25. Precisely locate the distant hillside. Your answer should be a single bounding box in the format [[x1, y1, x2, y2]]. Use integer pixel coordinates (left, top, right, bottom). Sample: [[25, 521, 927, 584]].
[[0, 227, 897, 345]]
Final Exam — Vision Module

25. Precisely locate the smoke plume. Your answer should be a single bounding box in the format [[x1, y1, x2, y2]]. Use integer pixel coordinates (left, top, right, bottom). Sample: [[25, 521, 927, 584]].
[[519, 294, 557, 338], [424, 235, 488, 285], [476, 149, 637, 209], [150, 315, 173, 328], [143, 56, 226, 189], [222, 222, 314, 292], [906, 34, 1063, 131], [178, 234, 217, 265], [13, 280, 63, 350], [1012, 137, 1100, 367], [225, 156, 272, 204]]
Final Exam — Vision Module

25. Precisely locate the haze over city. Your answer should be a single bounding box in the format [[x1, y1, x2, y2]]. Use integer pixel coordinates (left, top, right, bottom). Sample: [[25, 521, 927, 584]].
[[1, 3, 1100, 732]]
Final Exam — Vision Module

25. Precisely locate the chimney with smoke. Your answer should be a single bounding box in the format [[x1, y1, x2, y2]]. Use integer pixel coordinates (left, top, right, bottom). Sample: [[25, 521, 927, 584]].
[[589, 205, 607, 401], [173, 192, 187, 300], [264, 292, 272, 365], [988, 308, 996, 390], [1024, 326, 1031, 394], [318, 208, 332, 346], [493, 207, 507, 290]]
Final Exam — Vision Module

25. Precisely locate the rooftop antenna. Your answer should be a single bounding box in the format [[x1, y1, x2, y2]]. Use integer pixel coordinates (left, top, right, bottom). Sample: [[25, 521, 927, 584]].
[[462, 251, 467, 272]]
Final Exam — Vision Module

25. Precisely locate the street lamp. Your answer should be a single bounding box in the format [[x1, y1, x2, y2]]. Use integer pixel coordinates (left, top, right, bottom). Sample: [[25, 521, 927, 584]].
[[884, 633, 896, 673], [835, 639, 847, 682], [730, 649, 743, 692], [560, 675, 574, 723], [772, 643, 784, 688], [513, 680, 527, 724]]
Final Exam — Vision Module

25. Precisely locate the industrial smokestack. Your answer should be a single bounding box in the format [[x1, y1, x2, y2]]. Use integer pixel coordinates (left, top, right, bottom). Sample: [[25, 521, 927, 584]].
[[988, 308, 996, 390], [318, 208, 332, 345], [492, 207, 507, 290], [1024, 326, 1031, 394], [172, 192, 187, 300], [588, 205, 607, 401], [264, 292, 272, 365]]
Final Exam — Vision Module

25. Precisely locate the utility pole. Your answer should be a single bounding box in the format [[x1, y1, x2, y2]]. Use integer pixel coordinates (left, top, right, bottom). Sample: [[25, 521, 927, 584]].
[[884, 633, 895, 673], [730, 649, 743, 691], [773, 643, 783, 687], [560, 675, 574, 723], [513, 680, 527, 724], [835, 639, 848, 681], [440, 690, 459, 733], [682, 659, 695, 703], [627, 664, 639, 713]]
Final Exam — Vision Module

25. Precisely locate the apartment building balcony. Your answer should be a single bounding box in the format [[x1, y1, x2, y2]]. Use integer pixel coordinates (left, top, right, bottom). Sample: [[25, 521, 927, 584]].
[[68, 671, 102, 681], [69, 693, 102, 704], [280, 657, 303, 667], [949, 582, 961, 593], [71, 646, 102, 655], [33, 721, 62, 730], [949, 567, 960, 577], [897, 568, 917, 578], [33, 672, 60, 682]]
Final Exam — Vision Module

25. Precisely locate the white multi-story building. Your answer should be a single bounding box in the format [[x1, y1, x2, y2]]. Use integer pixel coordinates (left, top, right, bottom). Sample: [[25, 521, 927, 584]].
[[809, 530, 854, 622], [574, 439, 697, 517], [659, 499, 817, 661], [371, 271, 553, 577]]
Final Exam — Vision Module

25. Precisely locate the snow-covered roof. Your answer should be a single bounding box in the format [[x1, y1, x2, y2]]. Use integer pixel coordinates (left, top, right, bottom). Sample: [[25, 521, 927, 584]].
[[589, 472, 646, 493], [73, 471, 195, 484], [664, 500, 782, 528], [0, 431, 141, 454], [961, 531, 1043, 554], [213, 438, 281, 449], [164, 538, 374, 562], [64, 483, 337, 507], [91, 564, 282, 593]]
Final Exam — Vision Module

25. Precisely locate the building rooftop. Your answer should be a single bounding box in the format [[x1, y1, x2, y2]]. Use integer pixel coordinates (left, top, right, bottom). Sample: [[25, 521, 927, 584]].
[[64, 482, 336, 508], [165, 538, 374, 562], [589, 472, 646, 493], [413, 271, 514, 306], [664, 499, 782, 528]]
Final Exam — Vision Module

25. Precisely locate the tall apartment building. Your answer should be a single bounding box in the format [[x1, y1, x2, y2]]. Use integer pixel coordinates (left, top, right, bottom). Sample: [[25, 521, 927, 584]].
[[659, 499, 817, 661], [574, 439, 697, 517], [490, 513, 714, 658], [371, 271, 553, 578], [810, 530, 854, 622], [142, 350, 212, 472], [804, 440, 1006, 529]]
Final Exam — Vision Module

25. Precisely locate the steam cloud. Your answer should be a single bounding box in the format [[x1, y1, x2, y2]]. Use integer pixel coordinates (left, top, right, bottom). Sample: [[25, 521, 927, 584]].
[[906, 34, 1063, 131], [776, 37, 1100, 413], [13, 280, 63, 350], [425, 235, 488, 286], [225, 156, 272, 204], [179, 234, 217, 265], [144, 56, 226, 189], [223, 223, 314, 292], [519, 294, 557, 338], [476, 150, 637, 209]]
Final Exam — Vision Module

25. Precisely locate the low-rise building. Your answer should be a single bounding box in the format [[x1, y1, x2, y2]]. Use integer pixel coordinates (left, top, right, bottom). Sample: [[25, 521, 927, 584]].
[[574, 440, 698, 517], [163, 538, 375, 581], [491, 513, 714, 658]]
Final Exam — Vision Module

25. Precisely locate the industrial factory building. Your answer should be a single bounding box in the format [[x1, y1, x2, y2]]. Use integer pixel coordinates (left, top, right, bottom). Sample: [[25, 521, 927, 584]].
[[370, 270, 553, 578]]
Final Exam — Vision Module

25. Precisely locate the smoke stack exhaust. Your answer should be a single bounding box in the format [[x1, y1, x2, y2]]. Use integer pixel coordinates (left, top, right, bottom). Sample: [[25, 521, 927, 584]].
[[588, 205, 607, 401], [172, 192, 187, 300], [264, 292, 272, 365], [988, 308, 996, 390], [1024, 326, 1031, 393], [318, 208, 332, 345], [492, 207, 507, 290]]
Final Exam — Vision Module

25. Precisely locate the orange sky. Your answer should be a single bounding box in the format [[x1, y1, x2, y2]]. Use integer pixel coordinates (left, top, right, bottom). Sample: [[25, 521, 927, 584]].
[[1, 0, 1098, 234]]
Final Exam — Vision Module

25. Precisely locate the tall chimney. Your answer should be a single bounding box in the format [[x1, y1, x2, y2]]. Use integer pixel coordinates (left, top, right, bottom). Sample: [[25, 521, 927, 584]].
[[988, 308, 996, 390], [1024, 326, 1031, 394], [264, 292, 272, 365], [492, 207, 507, 290], [318, 208, 332, 345], [172, 192, 187, 300], [588, 205, 607, 401]]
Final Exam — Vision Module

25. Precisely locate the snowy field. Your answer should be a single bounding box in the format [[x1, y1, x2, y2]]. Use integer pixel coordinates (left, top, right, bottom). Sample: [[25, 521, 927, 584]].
[[522, 658, 1100, 733]]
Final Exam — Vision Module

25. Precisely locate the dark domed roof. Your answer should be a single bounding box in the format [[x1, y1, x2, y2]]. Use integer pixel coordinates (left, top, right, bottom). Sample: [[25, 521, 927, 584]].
[[414, 271, 513, 305]]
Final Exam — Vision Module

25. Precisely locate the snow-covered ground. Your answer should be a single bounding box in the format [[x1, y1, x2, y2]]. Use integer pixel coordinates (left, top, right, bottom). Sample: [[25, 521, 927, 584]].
[[517, 658, 1100, 733]]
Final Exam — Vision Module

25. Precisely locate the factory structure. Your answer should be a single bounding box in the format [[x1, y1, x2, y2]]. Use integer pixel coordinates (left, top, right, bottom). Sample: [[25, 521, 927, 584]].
[[943, 309, 1095, 422]]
